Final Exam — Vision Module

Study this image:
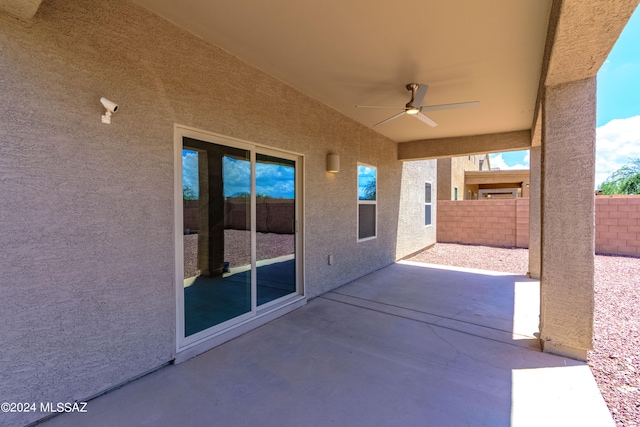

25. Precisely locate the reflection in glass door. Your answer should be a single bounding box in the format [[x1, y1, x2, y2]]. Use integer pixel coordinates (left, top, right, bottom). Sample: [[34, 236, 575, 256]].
[[256, 154, 296, 306], [181, 136, 301, 341], [182, 138, 252, 337]]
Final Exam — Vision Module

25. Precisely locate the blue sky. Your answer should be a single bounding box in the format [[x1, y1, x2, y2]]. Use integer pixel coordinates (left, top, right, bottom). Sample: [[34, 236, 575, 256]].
[[358, 165, 377, 200], [491, 6, 640, 187]]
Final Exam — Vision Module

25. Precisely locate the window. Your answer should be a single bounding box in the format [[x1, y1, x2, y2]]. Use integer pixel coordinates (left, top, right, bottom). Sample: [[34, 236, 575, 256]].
[[357, 164, 377, 240], [425, 182, 432, 226], [454, 186, 459, 201]]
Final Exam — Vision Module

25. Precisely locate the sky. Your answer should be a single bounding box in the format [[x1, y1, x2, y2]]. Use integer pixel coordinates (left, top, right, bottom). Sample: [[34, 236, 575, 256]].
[[490, 6, 640, 187], [182, 150, 295, 199], [358, 165, 377, 200]]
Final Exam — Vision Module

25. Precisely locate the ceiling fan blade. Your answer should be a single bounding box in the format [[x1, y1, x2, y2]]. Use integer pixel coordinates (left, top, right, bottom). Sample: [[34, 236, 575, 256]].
[[374, 111, 406, 127], [412, 84, 429, 107], [420, 101, 480, 112], [414, 112, 438, 127], [356, 105, 404, 109]]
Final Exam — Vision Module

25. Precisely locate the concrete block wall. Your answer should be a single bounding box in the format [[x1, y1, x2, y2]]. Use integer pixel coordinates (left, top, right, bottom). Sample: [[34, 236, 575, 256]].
[[438, 196, 640, 257], [437, 199, 529, 248], [516, 198, 530, 248], [595, 196, 640, 256]]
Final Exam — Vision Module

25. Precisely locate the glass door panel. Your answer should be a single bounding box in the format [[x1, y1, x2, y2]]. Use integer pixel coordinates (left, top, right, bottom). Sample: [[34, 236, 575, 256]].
[[182, 137, 252, 337], [255, 153, 297, 306]]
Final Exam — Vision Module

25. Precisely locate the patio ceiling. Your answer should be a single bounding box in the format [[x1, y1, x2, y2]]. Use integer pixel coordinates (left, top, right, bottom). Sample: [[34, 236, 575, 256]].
[[132, 0, 552, 143]]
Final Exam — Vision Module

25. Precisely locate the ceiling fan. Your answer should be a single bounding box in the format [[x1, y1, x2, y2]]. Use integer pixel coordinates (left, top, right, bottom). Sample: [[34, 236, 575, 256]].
[[356, 83, 479, 127]]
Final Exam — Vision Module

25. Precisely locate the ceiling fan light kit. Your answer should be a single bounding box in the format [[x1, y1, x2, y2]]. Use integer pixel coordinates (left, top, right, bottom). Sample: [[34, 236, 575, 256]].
[[356, 83, 479, 128]]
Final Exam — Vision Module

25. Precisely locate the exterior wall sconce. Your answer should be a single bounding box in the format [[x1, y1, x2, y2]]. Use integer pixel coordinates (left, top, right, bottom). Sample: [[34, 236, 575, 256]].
[[326, 153, 340, 173]]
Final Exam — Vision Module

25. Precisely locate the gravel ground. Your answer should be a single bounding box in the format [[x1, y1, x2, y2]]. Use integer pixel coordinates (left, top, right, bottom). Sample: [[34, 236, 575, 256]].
[[183, 230, 294, 277], [408, 243, 640, 427]]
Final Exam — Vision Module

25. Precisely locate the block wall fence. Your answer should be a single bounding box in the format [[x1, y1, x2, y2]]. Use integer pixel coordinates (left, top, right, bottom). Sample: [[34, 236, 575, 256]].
[[437, 195, 640, 257], [183, 198, 295, 234]]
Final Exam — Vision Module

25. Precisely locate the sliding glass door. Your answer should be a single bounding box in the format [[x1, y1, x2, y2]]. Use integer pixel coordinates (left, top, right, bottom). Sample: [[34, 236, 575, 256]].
[[180, 134, 301, 343]]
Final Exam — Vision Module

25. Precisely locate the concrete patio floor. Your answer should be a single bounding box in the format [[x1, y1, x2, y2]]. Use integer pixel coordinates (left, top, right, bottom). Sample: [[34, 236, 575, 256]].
[[40, 261, 613, 427]]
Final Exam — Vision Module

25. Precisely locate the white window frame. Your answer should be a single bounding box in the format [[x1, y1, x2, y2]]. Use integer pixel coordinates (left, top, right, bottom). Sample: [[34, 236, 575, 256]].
[[357, 162, 377, 242], [425, 182, 432, 227]]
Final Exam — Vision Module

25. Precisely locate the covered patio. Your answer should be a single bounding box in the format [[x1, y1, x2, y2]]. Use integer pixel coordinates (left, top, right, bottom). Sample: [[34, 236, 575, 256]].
[[42, 262, 612, 427]]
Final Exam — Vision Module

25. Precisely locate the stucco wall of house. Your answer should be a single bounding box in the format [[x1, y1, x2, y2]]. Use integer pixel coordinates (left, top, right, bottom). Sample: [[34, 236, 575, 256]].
[[437, 158, 452, 200], [437, 155, 482, 200], [0, 1, 435, 425], [450, 157, 468, 200], [396, 160, 437, 258]]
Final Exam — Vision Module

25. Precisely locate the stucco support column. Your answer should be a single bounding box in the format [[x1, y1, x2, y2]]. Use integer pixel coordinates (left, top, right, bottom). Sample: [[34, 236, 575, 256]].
[[528, 146, 541, 279], [539, 77, 596, 361]]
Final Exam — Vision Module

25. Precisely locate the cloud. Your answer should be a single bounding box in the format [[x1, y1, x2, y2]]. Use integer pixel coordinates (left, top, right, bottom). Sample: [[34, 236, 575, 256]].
[[223, 157, 251, 197], [596, 115, 640, 186], [182, 153, 296, 199], [489, 153, 529, 170], [256, 163, 295, 198], [182, 150, 199, 197]]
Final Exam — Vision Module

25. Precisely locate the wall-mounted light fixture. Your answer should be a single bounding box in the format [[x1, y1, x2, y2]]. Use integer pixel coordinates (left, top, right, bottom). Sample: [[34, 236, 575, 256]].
[[326, 153, 340, 173], [100, 97, 119, 124]]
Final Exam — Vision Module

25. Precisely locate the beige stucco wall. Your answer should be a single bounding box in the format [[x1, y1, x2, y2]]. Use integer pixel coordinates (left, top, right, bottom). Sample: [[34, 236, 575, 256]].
[[540, 78, 596, 360], [396, 160, 437, 258], [0, 1, 435, 425], [437, 155, 482, 200], [528, 147, 541, 278], [437, 158, 452, 200]]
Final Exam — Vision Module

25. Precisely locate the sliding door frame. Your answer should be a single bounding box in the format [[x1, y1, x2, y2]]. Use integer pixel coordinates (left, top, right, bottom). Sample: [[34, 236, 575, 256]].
[[174, 124, 305, 358]]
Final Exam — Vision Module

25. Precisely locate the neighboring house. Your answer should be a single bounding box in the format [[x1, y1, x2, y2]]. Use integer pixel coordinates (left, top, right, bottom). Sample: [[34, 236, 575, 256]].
[[0, 1, 637, 425], [437, 154, 491, 200], [465, 169, 531, 199]]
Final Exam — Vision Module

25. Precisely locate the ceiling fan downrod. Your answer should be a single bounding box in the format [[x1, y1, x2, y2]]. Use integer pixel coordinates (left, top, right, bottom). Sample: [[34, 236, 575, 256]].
[[405, 83, 420, 114]]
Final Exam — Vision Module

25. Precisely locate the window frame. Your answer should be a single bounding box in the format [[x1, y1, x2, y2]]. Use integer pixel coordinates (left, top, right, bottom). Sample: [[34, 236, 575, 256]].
[[425, 182, 432, 227], [357, 162, 377, 242]]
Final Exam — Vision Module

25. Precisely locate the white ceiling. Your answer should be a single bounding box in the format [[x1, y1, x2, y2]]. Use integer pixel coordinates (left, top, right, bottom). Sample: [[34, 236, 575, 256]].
[[133, 0, 552, 142]]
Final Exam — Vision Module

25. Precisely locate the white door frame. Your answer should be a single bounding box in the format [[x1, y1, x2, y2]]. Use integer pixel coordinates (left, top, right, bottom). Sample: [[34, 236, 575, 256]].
[[173, 124, 305, 362]]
